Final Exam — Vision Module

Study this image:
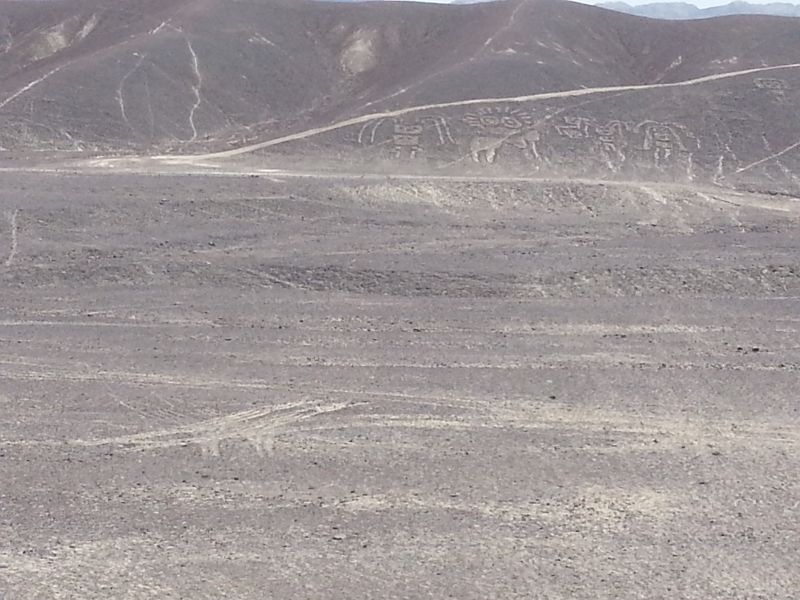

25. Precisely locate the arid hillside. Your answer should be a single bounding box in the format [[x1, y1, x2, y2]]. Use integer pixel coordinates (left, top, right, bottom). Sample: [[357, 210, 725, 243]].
[[1, 0, 800, 190]]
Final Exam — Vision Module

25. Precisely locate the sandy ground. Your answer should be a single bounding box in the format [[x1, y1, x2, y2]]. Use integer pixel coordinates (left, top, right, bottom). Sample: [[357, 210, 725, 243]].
[[0, 170, 798, 599]]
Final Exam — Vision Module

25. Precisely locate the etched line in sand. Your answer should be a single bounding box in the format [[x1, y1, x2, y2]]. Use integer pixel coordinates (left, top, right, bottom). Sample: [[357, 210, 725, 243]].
[[294, 406, 800, 449], [0, 361, 286, 391], [70, 400, 362, 456], [735, 139, 800, 175], [150, 20, 168, 35], [117, 53, 147, 133], [479, 0, 526, 53], [144, 73, 155, 138], [163, 62, 800, 161], [695, 191, 745, 227], [185, 38, 203, 142], [338, 488, 676, 524], [0, 319, 207, 328], [760, 134, 800, 184], [3, 209, 18, 267], [0, 66, 64, 110]]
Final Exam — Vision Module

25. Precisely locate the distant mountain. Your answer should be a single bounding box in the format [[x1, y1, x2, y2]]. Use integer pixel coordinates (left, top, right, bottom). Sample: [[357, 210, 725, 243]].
[[598, 1, 800, 19]]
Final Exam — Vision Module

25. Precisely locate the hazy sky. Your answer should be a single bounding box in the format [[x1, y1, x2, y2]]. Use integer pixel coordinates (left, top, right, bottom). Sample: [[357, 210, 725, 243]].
[[419, 0, 800, 7], [578, 0, 799, 5], [419, 0, 800, 8]]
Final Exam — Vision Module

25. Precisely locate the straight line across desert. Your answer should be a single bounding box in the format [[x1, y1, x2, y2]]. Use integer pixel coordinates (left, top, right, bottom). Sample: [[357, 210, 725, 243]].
[[1, 0, 799, 598]]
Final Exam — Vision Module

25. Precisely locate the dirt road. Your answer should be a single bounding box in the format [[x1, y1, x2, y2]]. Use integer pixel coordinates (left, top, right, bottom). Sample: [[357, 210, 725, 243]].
[[163, 62, 800, 160]]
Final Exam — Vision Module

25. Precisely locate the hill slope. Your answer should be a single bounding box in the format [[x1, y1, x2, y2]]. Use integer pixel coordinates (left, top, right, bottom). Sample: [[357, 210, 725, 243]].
[[1, 0, 800, 191]]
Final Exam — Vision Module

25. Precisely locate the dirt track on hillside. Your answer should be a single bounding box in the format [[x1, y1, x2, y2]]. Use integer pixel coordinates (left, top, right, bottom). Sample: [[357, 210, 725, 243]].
[[170, 61, 800, 161]]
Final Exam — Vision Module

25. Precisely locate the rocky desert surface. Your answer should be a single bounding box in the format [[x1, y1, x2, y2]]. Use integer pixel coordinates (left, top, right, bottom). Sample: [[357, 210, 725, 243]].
[[1, 0, 799, 597]]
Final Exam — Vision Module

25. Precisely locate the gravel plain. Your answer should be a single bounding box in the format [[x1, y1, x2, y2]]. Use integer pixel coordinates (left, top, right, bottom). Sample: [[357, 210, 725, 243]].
[[1, 170, 799, 599]]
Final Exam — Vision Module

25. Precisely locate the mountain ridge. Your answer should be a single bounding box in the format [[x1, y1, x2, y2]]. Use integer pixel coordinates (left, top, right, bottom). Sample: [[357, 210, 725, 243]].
[[597, 1, 800, 19]]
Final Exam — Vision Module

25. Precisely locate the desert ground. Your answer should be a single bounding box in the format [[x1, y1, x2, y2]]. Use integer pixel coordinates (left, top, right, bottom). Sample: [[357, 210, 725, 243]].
[[2, 0, 800, 595], [0, 167, 798, 598]]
